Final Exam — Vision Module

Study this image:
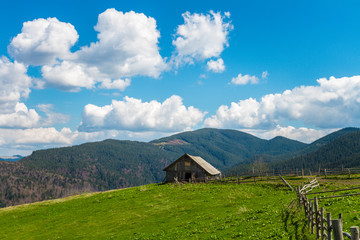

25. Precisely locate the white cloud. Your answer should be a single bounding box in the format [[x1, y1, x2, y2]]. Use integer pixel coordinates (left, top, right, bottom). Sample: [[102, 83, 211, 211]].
[[76, 9, 166, 79], [262, 71, 269, 79], [172, 11, 232, 66], [0, 127, 175, 156], [79, 95, 206, 132], [205, 75, 360, 129], [100, 78, 131, 91], [41, 61, 96, 91], [231, 73, 259, 85], [204, 98, 269, 129], [242, 125, 336, 143], [8, 17, 78, 65], [0, 103, 40, 128], [0, 57, 32, 111], [0, 127, 73, 145], [8, 9, 167, 92], [207, 58, 225, 73]]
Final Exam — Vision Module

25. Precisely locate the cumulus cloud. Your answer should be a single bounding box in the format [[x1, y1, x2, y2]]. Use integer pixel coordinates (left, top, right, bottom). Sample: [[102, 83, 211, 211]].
[[242, 125, 336, 143], [207, 58, 225, 73], [8, 17, 78, 65], [79, 95, 206, 132], [0, 103, 40, 128], [231, 73, 259, 85], [76, 9, 166, 78], [205, 75, 360, 129], [99, 78, 131, 91], [172, 11, 232, 66], [8, 9, 167, 92], [0, 57, 32, 111], [41, 61, 96, 91], [0, 127, 73, 146]]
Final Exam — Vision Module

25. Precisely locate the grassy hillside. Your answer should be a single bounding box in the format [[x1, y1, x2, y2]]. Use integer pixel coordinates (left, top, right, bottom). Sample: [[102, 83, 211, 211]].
[[0, 182, 311, 239]]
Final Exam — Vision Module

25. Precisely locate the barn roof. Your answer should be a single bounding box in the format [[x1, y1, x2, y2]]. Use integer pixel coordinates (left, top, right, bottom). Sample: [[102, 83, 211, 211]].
[[163, 153, 221, 175]]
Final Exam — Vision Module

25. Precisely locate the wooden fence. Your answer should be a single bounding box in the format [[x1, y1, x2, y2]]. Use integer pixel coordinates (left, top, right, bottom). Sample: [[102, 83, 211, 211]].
[[229, 167, 360, 179], [296, 186, 360, 240]]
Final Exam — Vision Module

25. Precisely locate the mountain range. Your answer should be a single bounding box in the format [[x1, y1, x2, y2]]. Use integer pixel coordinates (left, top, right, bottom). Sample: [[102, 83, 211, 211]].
[[0, 127, 359, 207], [0, 155, 23, 161]]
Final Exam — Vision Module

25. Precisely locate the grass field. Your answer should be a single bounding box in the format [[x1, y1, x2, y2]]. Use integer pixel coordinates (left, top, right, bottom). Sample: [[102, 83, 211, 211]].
[[0, 182, 314, 239], [2, 175, 360, 240]]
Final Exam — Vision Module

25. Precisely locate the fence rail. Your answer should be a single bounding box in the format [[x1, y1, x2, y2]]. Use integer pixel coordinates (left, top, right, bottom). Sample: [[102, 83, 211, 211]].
[[228, 166, 360, 179]]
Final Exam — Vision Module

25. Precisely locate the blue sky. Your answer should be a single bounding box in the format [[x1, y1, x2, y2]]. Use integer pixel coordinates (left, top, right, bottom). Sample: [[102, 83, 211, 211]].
[[1, 0, 360, 155]]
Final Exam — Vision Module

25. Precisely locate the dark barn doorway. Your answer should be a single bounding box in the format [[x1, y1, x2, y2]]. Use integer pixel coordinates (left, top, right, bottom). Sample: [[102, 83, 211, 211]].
[[185, 172, 191, 181]]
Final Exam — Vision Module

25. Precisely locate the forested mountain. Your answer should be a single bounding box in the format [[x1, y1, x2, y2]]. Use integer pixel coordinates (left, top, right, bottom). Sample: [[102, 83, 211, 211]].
[[151, 128, 307, 167], [291, 127, 360, 156], [1, 127, 359, 207], [271, 129, 360, 170], [223, 128, 360, 175]]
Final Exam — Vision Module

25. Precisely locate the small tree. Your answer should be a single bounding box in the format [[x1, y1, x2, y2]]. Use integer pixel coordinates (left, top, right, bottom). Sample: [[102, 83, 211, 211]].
[[252, 157, 269, 177]]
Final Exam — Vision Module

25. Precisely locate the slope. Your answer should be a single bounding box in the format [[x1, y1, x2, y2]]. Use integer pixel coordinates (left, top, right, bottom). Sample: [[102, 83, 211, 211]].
[[0, 183, 308, 239]]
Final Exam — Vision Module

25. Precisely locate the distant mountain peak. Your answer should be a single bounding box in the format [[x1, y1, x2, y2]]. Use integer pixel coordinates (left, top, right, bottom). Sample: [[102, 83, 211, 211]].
[[0, 155, 23, 161]]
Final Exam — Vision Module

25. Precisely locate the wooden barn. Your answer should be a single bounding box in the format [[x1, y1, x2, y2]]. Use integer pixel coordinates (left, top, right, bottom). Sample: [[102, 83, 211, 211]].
[[163, 154, 221, 182]]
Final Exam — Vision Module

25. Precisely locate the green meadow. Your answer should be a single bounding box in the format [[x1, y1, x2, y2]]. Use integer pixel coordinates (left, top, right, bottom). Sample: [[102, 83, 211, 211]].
[[0, 182, 314, 239]]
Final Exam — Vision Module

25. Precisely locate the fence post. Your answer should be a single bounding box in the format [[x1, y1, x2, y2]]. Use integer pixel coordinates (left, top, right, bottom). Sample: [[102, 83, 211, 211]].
[[306, 198, 311, 229], [314, 197, 320, 238], [310, 202, 314, 234], [325, 168, 327, 179], [253, 167, 256, 184], [350, 226, 359, 240], [339, 213, 343, 224], [327, 212, 332, 240], [302, 168, 304, 178], [321, 207, 325, 239], [348, 168, 351, 178], [332, 219, 343, 240], [297, 186, 302, 210]]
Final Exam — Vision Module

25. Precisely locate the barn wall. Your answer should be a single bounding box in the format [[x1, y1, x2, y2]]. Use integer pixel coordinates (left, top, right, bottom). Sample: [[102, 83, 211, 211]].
[[164, 155, 220, 182]]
